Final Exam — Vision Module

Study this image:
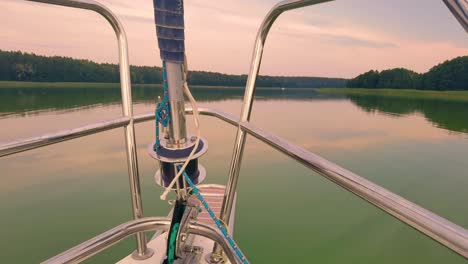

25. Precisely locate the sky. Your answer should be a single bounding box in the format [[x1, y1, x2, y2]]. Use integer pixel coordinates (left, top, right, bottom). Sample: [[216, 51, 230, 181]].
[[1, 0, 467, 78]]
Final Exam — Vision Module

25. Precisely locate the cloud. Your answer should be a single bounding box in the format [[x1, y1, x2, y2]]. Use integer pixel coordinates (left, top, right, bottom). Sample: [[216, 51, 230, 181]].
[[1, 0, 466, 78], [273, 18, 398, 49], [323, 34, 398, 48], [121, 13, 153, 24]]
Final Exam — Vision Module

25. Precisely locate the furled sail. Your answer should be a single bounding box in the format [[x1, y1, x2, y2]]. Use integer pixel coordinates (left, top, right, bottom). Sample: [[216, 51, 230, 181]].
[[153, 0, 185, 63]]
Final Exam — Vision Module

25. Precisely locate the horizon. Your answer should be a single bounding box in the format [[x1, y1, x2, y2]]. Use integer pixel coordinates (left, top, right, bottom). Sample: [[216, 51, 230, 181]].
[[0, 48, 346, 79], [1, 48, 466, 79], [1, 0, 467, 78]]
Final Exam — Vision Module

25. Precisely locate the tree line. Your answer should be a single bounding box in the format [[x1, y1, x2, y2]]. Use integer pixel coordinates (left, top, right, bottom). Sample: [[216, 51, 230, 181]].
[[0, 50, 347, 88], [347, 56, 468, 90]]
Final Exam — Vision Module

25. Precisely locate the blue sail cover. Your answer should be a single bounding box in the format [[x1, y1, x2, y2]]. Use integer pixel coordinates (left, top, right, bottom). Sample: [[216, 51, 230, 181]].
[[153, 0, 185, 63]]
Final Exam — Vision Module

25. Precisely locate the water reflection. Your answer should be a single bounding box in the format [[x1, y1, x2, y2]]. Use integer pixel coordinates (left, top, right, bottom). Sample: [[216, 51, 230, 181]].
[[347, 94, 468, 134], [1, 87, 468, 263], [0, 87, 343, 117], [2, 86, 468, 136]]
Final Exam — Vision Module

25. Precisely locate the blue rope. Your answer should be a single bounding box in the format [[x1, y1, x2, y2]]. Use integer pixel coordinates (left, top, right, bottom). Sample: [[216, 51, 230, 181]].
[[178, 166, 249, 264], [154, 61, 171, 152]]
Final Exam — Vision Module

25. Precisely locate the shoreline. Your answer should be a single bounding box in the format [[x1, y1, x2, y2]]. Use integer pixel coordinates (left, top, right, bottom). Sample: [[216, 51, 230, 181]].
[[318, 88, 468, 102], [0, 81, 316, 90]]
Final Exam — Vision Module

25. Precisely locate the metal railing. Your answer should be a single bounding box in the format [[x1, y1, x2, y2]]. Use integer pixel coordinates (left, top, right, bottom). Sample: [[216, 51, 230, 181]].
[[443, 0, 468, 33], [217, 0, 468, 260], [18, 0, 152, 259], [42, 217, 244, 264], [216, 3, 333, 260], [2, 0, 468, 262]]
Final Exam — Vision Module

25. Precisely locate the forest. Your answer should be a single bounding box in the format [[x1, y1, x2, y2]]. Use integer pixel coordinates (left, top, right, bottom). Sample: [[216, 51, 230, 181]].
[[347, 56, 468, 90], [0, 50, 347, 88]]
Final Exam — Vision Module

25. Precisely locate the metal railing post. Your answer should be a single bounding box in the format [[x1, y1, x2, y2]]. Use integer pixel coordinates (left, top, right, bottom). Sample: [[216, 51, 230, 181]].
[[23, 0, 152, 259], [443, 0, 468, 33], [212, 0, 333, 261]]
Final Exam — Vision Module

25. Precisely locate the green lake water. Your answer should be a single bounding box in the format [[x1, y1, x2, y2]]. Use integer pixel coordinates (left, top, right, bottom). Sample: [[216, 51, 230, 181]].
[[1, 87, 467, 263]]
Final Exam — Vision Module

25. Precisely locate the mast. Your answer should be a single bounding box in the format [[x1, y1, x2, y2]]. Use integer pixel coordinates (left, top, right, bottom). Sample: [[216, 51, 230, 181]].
[[149, 0, 208, 198], [154, 0, 187, 146]]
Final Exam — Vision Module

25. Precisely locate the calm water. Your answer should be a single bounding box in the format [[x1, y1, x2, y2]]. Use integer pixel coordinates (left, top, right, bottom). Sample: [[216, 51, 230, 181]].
[[1, 87, 468, 263]]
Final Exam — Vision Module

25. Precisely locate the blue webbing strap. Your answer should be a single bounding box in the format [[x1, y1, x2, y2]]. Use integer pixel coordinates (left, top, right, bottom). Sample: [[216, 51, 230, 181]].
[[178, 166, 249, 264]]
